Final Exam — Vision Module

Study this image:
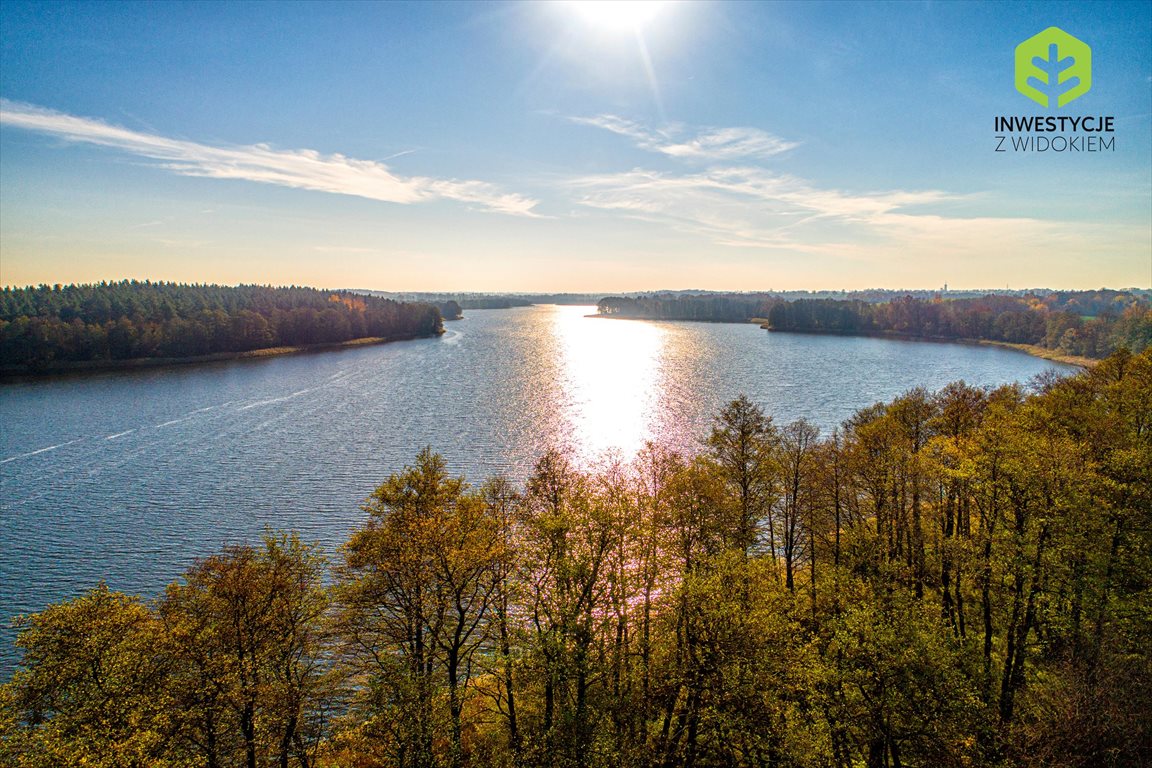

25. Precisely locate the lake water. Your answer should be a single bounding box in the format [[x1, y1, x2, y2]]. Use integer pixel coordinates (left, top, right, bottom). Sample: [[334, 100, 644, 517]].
[[0, 305, 1074, 676]]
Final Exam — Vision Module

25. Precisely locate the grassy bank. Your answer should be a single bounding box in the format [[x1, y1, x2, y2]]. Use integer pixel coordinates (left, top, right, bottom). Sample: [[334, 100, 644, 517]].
[[976, 340, 1095, 368]]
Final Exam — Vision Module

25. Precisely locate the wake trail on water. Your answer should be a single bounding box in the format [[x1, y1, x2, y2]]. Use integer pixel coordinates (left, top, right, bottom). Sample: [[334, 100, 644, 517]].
[[156, 415, 197, 428], [6, 399, 245, 482], [0, 438, 84, 464], [124, 401, 234, 433], [236, 388, 317, 411]]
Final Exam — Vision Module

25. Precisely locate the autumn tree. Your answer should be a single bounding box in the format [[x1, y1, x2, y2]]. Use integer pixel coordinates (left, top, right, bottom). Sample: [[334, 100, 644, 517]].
[[338, 448, 501, 768], [776, 418, 820, 594], [160, 533, 331, 768], [706, 395, 780, 563], [515, 449, 617, 767], [0, 585, 175, 768]]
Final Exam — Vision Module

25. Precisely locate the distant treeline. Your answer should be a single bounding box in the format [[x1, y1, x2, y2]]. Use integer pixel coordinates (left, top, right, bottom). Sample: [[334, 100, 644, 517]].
[[600, 294, 766, 322], [598, 291, 1152, 358], [3, 350, 1150, 767], [0, 281, 443, 370], [362, 290, 605, 307], [459, 297, 532, 310]]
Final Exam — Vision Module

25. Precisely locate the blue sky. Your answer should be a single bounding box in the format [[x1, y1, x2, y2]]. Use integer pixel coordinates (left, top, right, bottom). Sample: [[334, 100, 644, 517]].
[[1, 0, 1149, 291]]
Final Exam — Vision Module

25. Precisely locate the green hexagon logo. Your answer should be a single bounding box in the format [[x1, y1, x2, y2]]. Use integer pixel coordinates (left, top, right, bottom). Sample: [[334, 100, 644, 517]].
[[1015, 27, 1091, 108]]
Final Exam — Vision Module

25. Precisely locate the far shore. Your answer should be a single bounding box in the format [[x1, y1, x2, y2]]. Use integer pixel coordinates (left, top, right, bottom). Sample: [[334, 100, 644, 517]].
[[0, 331, 440, 378], [587, 312, 1094, 368], [753, 323, 1094, 367], [754, 323, 1094, 367]]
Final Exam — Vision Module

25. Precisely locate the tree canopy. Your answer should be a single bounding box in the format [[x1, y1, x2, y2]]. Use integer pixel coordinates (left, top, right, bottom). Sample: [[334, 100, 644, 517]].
[[0, 281, 444, 371]]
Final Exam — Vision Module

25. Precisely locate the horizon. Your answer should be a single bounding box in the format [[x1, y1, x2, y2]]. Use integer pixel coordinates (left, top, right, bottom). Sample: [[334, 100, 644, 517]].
[[2, 1, 1150, 290], [4, 280, 1149, 296]]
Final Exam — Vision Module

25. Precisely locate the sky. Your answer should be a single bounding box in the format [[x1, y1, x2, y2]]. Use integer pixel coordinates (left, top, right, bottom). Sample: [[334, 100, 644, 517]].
[[1, 0, 1150, 292]]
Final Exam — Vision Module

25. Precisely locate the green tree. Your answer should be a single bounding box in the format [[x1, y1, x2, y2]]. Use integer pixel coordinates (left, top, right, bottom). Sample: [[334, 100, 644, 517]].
[[706, 395, 780, 563], [0, 585, 175, 768], [338, 448, 500, 768], [160, 533, 331, 768], [517, 449, 615, 767]]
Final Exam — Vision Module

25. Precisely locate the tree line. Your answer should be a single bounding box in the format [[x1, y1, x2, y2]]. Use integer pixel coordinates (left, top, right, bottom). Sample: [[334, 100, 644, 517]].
[[598, 295, 767, 322], [0, 282, 444, 370], [597, 292, 1152, 359], [2, 349, 1150, 767], [764, 295, 1150, 359]]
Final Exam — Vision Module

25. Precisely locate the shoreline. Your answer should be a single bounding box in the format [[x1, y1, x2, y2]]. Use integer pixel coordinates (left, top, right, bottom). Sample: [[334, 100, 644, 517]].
[[756, 325, 1094, 367], [974, 340, 1095, 368], [0, 331, 441, 379], [588, 313, 1094, 367]]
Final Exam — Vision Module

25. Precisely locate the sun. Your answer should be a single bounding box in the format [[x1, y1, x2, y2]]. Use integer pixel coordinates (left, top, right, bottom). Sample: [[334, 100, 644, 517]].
[[569, 0, 667, 32]]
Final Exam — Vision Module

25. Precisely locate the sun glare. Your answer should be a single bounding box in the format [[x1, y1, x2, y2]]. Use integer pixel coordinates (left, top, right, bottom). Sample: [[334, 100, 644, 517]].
[[553, 305, 665, 463], [569, 0, 667, 32]]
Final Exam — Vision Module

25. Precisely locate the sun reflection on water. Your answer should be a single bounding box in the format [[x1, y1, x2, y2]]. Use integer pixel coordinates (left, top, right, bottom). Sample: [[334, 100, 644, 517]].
[[552, 305, 666, 463]]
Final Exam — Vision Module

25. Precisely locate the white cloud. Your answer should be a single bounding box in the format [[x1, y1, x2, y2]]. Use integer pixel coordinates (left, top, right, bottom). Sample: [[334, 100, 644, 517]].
[[570, 114, 798, 160], [563, 116, 1068, 258], [0, 100, 538, 216], [565, 165, 1081, 257], [560, 116, 1141, 276]]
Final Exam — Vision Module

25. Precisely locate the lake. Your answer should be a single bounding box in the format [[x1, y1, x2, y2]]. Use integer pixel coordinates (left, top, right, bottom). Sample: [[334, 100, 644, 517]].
[[0, 304, 1075, 676]]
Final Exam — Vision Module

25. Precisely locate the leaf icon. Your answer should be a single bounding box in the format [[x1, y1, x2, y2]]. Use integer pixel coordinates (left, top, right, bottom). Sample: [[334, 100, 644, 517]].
[[1014, 28, 1092, 109]]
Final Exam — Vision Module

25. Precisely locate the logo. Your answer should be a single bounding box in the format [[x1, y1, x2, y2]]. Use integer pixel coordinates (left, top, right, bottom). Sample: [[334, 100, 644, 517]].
[[996, 28, 1113, 153], [1015, 27, 1091, 108]]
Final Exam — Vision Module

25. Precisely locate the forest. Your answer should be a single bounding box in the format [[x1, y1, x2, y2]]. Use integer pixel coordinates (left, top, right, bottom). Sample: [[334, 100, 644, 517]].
[[0, 282, 444, 371], [2, 349, 1149, 768], [598, 294, 767, 323], [597, 292, 1152, 359]]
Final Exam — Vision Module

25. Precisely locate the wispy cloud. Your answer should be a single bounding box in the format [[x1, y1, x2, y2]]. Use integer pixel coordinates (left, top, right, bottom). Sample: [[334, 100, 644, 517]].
[[563, 116, 1078, 259], [565, 165, 1077, 255], [0, 100, 538, 216], [570, 114, 798, 161]]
